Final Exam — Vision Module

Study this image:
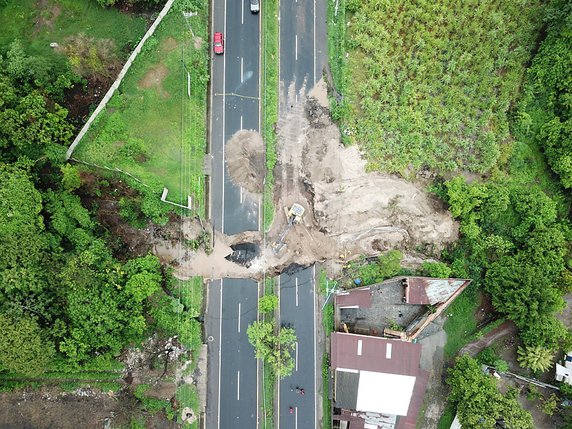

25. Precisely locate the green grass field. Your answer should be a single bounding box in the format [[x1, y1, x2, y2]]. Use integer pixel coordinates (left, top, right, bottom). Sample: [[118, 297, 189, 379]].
[[75, 3, 208, 210], [0, 0, 147, 62]]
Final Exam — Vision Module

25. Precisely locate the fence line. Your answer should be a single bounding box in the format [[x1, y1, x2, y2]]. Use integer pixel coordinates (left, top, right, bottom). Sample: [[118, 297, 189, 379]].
[[65, 0, 176, 160], [70, 157, 150, 188]]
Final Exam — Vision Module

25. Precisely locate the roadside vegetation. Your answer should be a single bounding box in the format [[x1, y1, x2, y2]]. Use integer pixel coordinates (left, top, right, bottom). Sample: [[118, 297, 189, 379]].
[[261, 0, 279, 230], [319, 270, 334, 429], [75, 0, 208, 214], [261, 279, 276, 429], [0, 1, 205, 426], [330, 0, 545, 174], [248, 295, 297, 379]]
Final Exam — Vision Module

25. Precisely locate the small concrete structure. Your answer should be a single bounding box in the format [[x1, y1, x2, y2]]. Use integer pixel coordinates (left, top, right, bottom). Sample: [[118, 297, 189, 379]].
[[556, 351, 572, 385]]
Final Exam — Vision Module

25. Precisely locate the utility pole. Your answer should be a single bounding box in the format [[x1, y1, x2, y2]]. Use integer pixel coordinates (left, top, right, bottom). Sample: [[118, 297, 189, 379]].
[[182, 11, 198, 38], [321, 280, 339, 310]]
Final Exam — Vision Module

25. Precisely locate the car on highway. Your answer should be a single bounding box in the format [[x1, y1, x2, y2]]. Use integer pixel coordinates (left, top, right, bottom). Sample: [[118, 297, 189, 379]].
[[250, 0, 259, 13], [213, 32, 224, 55]]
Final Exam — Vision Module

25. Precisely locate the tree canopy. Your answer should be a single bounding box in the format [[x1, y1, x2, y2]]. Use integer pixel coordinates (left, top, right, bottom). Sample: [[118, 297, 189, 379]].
[[448, 355, 534, 428]]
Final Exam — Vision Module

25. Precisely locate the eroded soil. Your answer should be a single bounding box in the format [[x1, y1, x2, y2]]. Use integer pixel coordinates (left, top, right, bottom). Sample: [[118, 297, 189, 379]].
[[173, 78, 458, 281]]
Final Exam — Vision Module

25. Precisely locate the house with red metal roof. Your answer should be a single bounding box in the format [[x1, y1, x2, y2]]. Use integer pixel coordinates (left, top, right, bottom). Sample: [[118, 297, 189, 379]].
[[329, 276, 471, 429], [331, 332, 429, 429]]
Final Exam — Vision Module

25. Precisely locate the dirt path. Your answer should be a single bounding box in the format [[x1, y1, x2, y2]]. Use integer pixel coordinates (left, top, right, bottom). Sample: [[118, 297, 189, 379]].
[[458, 320, 517, 356]]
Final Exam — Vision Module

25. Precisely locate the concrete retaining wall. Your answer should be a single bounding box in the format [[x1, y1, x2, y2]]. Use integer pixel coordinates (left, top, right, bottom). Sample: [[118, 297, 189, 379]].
[[65, 0, 176, 160]]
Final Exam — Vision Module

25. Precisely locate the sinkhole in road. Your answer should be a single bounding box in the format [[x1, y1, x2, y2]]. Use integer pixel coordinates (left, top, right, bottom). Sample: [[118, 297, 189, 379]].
[[225, 242, 259, 266]]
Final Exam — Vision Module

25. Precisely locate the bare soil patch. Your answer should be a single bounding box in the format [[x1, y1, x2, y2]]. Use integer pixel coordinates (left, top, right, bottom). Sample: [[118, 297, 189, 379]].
[[226, 130, 265, 194], [34, 0, 61, 34], [193, 36, 204, 50], [138, 63, 170, 99], [161, 36, 178, 52]]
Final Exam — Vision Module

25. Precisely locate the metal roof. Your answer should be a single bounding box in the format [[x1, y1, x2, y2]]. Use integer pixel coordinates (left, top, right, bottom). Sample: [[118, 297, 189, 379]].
[[331, 332, 421, 376], [406, 277, 470, 305], [336, 287, 373, 308]]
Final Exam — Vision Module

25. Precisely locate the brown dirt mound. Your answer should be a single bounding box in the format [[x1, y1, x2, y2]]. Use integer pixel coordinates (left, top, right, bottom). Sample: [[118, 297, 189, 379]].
[[138, 64, 169, 99], [225, 130, 265, 194]]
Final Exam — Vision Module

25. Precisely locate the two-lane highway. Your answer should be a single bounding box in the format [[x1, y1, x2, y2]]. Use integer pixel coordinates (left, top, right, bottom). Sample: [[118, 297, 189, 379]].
[[280, 0, 327, 97], [210, 0, 260, 235], [206, 278, 259, 428], [278, 265, 317, 429]]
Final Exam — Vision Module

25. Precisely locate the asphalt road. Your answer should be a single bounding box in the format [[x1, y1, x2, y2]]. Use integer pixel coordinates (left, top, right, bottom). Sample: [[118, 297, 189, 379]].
[[278, 265, 317, 429], [210, 0, 261, 236], [206, 278, 260, 428], [279, 0, 327, 97]]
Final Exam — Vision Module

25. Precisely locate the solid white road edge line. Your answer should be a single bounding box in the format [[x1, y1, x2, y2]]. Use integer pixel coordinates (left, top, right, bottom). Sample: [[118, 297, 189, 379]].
[[238, 302, 242, 332], [218, 280, 223, 429]]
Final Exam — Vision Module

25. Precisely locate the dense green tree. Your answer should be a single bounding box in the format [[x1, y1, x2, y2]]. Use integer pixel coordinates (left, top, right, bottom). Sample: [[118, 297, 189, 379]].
[[485, 256, 566, 347], [421, 261, 451, 278], [247, 320, 297, 378], [521, 1, 572, 188], [57, 245, 163, 362], [258, 294, 278, 314], [0, 163, 48, 296], [517, 345, 554, 373], [448, 355, 534, 429], [0, 91, 73, 162], [0, 313, 54, 375]]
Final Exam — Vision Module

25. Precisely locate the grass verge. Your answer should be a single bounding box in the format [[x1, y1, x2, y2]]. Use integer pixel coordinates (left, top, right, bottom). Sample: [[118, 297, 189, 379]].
[[261, 0, 279, 231], [262, 361, 276, 429], [443, 283, 479, 360], [75, 1, 208, 212], [327, 0, 350, 130], [262, 277, 277, 429], [436, 402, 456, 429], [322, 354, 332, 429], [176, 383, 200, 428]]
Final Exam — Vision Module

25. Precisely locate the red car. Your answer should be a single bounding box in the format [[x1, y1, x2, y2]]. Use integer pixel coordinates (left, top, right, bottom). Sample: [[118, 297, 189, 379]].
[[213, 32, 224, 55]]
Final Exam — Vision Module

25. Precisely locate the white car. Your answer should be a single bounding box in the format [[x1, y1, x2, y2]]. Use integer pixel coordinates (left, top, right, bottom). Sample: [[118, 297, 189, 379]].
[[250, 0, 259, 13]]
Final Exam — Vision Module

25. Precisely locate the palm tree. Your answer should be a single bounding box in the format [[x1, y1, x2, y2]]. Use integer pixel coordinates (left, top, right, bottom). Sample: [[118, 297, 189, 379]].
[[517, 345, 554, 373]]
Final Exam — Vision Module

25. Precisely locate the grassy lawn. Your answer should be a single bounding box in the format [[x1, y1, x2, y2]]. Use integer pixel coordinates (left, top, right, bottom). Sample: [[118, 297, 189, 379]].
[[443, 283, 479, 360], [175, 276, 204, 316], [0, 0, 147, 64], [261, 0, 279, 231], [333, 0, 546, 174], [75, 2, 208, 211]]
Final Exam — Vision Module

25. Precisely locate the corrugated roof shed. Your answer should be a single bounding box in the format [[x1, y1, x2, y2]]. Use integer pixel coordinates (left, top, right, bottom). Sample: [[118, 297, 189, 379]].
[[406, 277, 470, 305], [336, 287, 373, 308]]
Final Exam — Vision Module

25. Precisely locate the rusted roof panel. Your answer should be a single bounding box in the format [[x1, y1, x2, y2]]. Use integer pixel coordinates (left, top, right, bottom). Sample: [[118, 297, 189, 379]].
[[336, 287, 373, 308], [395, 369, 430, 429], [406, 277, 470, 305], [331, 332, 421, 376]]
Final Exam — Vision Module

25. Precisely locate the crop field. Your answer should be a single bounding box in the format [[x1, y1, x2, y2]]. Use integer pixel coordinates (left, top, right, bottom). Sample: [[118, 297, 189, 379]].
[[75, 2, 208, 211], [332, 0, 546, 174]]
